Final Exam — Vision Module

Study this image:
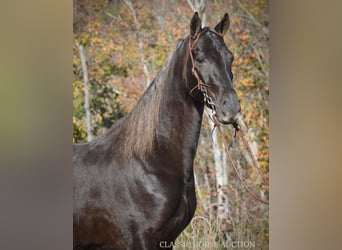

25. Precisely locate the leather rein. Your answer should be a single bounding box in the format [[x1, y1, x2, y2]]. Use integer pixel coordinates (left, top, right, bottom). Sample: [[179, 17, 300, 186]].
[[188, 31, 269, 205]]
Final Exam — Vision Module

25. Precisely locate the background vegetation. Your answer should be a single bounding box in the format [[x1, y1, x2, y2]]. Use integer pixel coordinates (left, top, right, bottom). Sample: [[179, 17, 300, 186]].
[[73, 0, 269, 249]]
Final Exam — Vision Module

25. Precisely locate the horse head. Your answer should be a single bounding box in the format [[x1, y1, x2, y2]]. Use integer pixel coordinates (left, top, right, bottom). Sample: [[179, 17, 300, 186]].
[[189, 12, 241, 124]]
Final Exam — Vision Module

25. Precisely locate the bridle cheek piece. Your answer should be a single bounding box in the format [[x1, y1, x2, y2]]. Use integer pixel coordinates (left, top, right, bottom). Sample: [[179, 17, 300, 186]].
[[188, 33, 216, 114]]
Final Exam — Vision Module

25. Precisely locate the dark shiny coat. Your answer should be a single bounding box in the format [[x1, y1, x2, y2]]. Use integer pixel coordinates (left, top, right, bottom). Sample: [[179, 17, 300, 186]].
[[73, 13, 240, 250]]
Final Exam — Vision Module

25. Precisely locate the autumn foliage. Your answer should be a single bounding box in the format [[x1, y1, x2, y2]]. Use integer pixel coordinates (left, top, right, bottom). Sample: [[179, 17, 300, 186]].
[[73, 0, 269, 248]]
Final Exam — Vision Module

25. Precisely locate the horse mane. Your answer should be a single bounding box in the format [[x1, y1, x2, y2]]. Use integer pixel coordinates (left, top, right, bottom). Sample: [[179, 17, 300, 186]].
[[113, 39, 187, 161]]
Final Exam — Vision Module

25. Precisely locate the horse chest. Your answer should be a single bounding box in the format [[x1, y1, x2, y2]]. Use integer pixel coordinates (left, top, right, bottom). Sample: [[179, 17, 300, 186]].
[[152, 169, 197, 243]]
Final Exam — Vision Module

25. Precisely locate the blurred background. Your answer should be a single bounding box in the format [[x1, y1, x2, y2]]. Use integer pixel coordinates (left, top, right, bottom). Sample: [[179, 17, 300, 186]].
[[73, 0, 269, 248], [1, 0, 341, 249]]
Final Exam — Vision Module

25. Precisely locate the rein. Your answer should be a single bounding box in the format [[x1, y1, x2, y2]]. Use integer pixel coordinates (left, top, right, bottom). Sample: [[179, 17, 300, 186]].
[[188, 33, 269, 205], [212, 116, 269, 205]]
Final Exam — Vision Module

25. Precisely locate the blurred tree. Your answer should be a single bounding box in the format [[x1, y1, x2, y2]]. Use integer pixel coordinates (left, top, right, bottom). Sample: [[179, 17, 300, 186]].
[[77, 44, 93, 142]]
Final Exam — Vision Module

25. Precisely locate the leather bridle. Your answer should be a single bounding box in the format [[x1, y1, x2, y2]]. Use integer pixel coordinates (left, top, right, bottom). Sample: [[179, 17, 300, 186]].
[[188, 30, 269, 205], [188, 30, 217, 112]]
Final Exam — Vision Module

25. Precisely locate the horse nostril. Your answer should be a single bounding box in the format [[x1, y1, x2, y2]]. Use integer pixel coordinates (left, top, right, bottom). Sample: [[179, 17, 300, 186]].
[[222, 98, 240, 114]]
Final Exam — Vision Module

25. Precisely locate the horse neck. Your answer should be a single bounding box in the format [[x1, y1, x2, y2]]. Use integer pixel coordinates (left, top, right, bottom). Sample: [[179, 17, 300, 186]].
[[156, 40, 204, 157], [111, 38, 204, 163]]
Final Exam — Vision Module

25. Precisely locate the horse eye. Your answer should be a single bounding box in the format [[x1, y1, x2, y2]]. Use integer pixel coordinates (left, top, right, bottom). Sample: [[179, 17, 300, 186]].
[[197, 57, 205, 63]]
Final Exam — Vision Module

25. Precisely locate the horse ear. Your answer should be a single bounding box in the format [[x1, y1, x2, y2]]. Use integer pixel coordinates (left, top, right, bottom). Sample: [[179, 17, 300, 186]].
[[190, 12, 201, 39], [214, 13, 230, 36]]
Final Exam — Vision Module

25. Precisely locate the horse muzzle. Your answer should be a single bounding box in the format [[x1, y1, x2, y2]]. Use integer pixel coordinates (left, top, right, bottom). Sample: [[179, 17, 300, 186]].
[[216, 111, 241, 124], [215, 92, 241, 124]]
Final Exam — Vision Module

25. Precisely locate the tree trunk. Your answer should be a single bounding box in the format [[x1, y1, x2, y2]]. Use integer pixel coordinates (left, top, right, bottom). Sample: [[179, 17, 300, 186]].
[[123, 0, 151, 87], [78, 44, 93, 142], [186, 0, 207, 27]]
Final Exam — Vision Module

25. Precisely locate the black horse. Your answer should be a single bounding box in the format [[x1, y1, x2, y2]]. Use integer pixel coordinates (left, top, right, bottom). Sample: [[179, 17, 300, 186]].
[[73, 12, 241, 250]]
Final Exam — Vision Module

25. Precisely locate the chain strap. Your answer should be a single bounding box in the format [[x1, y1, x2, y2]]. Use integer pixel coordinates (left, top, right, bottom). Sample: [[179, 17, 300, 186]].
[[202, 89, 216, 114]]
